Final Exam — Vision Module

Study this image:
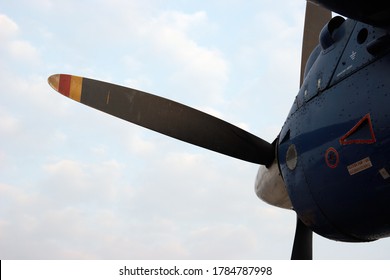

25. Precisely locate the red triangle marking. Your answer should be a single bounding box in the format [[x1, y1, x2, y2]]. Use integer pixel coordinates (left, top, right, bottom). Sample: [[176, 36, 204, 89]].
[[339, 113, 376, 145]]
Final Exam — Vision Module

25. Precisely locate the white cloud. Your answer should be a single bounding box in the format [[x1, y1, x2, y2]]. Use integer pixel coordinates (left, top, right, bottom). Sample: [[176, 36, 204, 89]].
[[125, 130, 156, 156], [156, 10, 208, 32], [0, 109, 20, 135], [189, 224, 259, 259], [8, 40, 40, 63], [137, 10, 229, 105], [0, 14, 18, 39], [0, 14, 40, 68]]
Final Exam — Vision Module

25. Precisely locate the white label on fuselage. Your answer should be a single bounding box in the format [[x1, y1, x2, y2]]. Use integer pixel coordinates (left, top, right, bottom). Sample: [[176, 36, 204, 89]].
[[379, 168, 390, 179], [347, 157, 373, 175]]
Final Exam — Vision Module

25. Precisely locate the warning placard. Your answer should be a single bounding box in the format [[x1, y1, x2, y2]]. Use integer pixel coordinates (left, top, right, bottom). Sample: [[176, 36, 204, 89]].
[[347, 157, 372, 175]]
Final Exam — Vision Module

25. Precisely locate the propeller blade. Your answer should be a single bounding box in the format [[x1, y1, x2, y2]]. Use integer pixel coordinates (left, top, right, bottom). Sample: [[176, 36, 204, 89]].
[[48, 74, 275, 165], [291, 215, 313, 260], [300, 1, 332, 85]]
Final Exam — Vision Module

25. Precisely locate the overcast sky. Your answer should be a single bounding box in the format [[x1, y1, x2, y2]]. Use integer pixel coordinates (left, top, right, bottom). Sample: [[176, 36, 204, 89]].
[[1, 0, 390, 260]]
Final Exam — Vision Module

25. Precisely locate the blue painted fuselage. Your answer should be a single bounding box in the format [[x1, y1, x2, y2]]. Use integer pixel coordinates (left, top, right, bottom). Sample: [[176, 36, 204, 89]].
[[278, 18, 390, 242]]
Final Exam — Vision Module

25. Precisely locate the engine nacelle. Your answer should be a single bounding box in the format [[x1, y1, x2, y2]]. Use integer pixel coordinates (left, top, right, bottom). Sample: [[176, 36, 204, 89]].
[[277, 19, 390, 242], [255, 160, 292, 209]]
